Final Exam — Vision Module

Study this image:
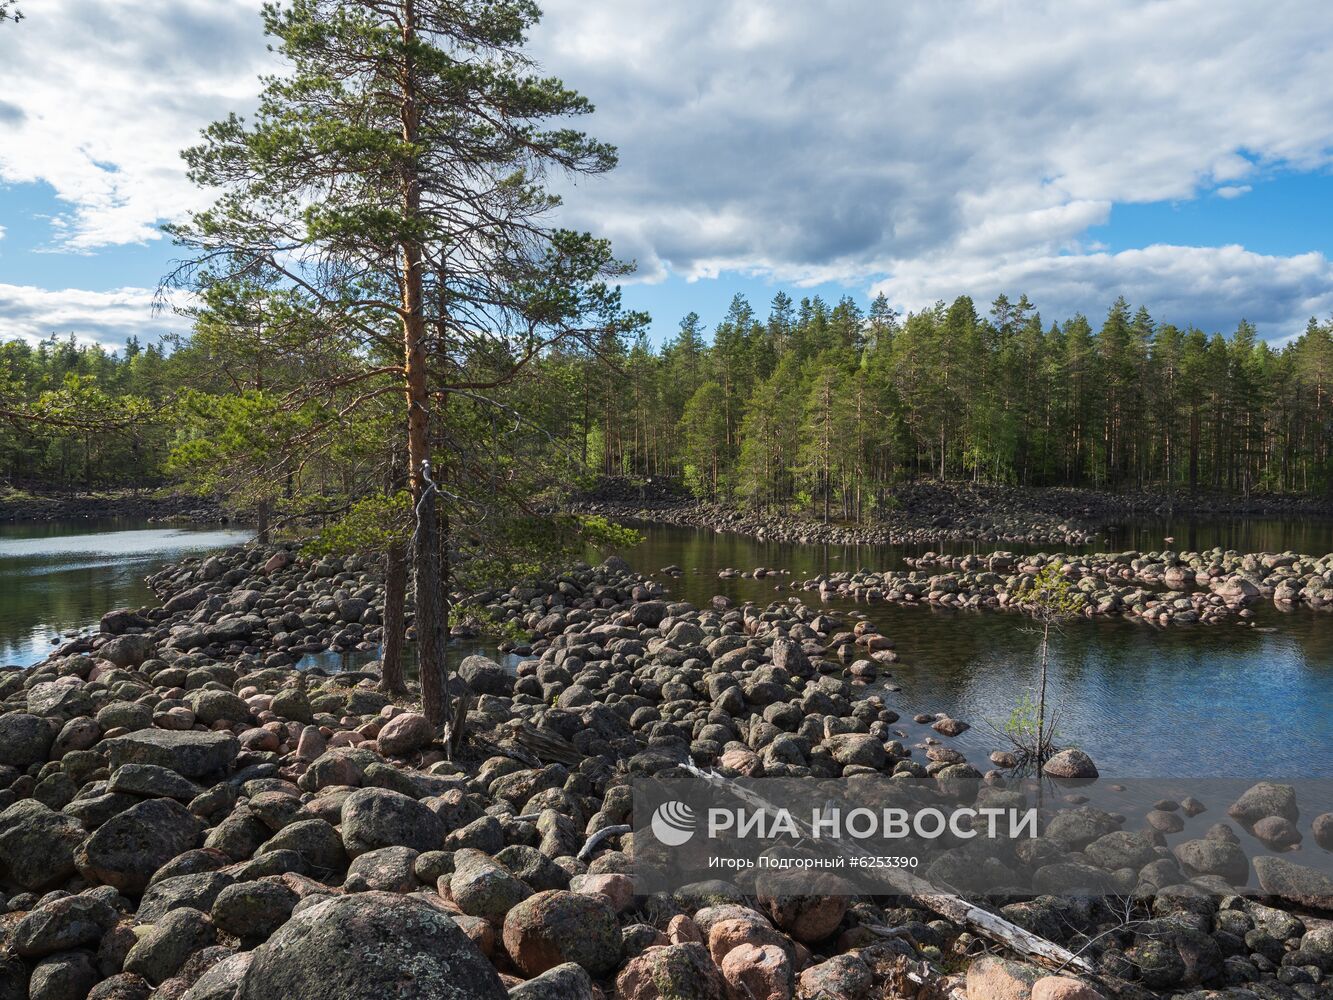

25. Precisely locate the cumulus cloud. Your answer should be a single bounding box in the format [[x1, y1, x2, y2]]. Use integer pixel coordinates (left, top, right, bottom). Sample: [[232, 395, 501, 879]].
[[2, 0, 1333, 342], [532, 0, 1333, 332], [0, 0, 274, 249], [0, 284, 186, 349], [874, 245, 1333, 336]]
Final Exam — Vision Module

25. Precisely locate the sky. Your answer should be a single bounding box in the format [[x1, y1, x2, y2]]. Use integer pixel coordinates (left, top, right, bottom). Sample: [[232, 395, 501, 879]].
[[2, 0, 1333, 351]]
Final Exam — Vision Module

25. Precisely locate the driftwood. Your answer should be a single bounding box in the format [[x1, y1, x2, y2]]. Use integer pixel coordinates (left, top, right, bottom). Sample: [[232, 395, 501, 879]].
[[470, 732, 542, 769], [578, 824, 632, 862], [442, 691, 473, 761], [500, 721, 584, 766], [872, 950, 969, 1000], [682, 764, 1099, 980]]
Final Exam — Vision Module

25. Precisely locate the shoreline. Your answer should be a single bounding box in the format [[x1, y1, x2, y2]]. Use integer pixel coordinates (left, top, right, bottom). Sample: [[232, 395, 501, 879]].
[[569, 478, 1333, 548], [0, 486, 225, 525], [1, 542, 1330, 997]]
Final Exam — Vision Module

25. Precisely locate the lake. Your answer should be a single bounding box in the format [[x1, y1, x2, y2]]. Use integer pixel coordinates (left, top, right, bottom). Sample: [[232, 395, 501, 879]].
[[623, 520, 1333, 778], [2, 516, 1331, 778], [0, 519, 253, 666]]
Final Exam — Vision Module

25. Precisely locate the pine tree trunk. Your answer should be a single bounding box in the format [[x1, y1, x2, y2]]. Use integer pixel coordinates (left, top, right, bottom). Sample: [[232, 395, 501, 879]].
[[255, 499, 270, 545], [380, 539, 407, 694], [399, 0, 447, 727], [1036, 619, 1050, 771]]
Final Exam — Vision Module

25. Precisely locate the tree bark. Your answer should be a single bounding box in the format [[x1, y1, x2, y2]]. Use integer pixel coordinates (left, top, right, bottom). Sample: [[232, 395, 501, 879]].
[[399, 0, 447, 727], [380, 538, 407, 694], [255, 499, 270, 545]]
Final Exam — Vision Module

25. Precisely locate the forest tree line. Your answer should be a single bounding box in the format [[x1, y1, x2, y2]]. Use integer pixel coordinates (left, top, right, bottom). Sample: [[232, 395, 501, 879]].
[[568, 292, 1333, 517], [4, 292, 1333, 515]]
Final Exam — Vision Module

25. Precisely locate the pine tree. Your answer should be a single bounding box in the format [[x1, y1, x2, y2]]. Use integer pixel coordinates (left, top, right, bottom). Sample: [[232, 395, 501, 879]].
[[167, 0, 641, 727]]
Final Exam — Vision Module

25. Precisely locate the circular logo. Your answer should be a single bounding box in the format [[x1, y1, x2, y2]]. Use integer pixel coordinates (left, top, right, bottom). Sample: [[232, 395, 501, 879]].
[[651, 800, 697, 846]]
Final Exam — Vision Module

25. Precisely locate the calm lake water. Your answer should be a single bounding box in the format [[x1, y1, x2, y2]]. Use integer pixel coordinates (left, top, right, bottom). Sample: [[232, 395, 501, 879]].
[[0, 519, 253, 666], [623, 521, 1333, 779], [2, 516, 1331, 778]]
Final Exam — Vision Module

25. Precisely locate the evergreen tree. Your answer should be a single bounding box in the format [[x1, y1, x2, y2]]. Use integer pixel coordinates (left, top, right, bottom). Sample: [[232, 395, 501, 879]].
[[167, 0, 641, 728], [678, 380, 727, 498]]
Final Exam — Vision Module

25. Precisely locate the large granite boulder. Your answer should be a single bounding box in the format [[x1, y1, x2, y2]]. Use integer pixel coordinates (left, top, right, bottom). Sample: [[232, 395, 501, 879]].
[[235, 892, 508, 999], [105, 729, 238, 778], [75, 798, 204, 892]]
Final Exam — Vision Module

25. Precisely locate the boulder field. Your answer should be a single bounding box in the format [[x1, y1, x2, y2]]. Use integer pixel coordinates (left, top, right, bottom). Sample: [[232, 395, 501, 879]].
[[0, 548, 1329, 999], [794, 547, 1333, 628], [568, 478, 1333, 549]]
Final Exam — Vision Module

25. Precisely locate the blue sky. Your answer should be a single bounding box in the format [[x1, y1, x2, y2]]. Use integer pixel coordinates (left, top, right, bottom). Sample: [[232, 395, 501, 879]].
[[1094, 171, 1333, 260], [3, 0, 1333, 349]]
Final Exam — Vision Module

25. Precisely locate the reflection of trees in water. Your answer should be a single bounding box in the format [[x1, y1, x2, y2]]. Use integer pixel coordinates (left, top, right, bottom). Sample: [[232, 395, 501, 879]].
[[1, 560, 155, 664], [1105, 516, 1333, 557], [0, 522, 253, 665], [623, 524, 1333, 774]]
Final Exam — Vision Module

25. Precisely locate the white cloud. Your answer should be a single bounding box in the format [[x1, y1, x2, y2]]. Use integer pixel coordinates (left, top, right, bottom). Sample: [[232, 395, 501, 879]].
[[1, 0, 1332, 343], [0, 0, 274, 250], [874, 245, 1333, 336], [531, 0, 1333, 334], [0, 284, 186, 349]]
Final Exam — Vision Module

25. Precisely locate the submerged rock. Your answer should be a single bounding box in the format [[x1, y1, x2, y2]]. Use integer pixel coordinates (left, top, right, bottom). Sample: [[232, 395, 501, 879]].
[[1043, 749, 1099, 780]]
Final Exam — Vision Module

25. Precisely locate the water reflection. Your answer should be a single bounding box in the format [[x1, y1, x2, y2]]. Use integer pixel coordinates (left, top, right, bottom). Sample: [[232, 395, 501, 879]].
[[0, 519, 253, 665], [621, 524, 1333, 778], [2, 516, 1329, 779]]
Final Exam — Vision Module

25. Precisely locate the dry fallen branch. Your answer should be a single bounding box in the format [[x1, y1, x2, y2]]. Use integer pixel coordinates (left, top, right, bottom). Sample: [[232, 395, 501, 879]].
[[578, 824, 631, 862], [682, 764, 1099, 980]]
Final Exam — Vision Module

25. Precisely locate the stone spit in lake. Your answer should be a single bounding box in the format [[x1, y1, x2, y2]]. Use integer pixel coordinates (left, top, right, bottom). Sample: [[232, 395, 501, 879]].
[[799, 547, 1333, 627], [0, 545, 1330, 999]]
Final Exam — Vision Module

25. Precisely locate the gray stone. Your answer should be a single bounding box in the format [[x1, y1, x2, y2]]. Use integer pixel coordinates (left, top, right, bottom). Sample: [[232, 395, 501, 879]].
[[450, 848, 532, 922], [99, 634, 156, 668], [459, 656, 512, 696], [256, 819, 347, 877], [12, 894, 118, 957], [1173, 838, 1249, 885], [124, 907, 216, 985], [27, 682, 95, 721], [0, 712, 55, 769], [75, 798, 204, 893], [234, 892, 507, 999], [211, 880, 299, 940], [109, 763, 202, 801], [507, 963, 594, 999], [185, 690, 250, 726], [1227, 782, 1299, 826], [0, 799, 86, 891], [1254, 856, 1333, 911], [136, 871, 235, 923], [28, 951, 98, 1000], [340, 787, 444, 858], [105, 730, 239, 778], [344, 846, 419, 893], [179, 952, 253, 1000]]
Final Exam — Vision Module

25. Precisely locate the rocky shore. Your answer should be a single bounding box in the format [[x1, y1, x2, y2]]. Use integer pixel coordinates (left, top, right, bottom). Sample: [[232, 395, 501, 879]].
[[791, 548, 1333, 628], [0, 544, 1330, 999], [569, 478, 1333, 548], [0, 488, 224, 525]]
